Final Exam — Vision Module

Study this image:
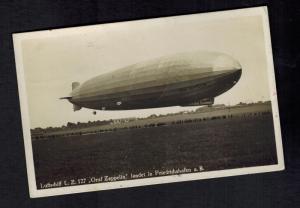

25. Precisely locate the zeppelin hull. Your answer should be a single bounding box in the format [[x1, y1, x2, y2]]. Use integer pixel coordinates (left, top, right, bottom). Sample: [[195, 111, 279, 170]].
[[67, 51, 242, 111]]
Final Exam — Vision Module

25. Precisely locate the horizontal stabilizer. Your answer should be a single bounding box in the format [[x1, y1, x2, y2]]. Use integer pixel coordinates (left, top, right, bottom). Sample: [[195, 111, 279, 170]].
[[60, 96, 72, 100]]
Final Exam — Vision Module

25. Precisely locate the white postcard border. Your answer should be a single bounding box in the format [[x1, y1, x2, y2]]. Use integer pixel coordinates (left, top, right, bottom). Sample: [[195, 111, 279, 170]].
[[13, 6, 285, 198]]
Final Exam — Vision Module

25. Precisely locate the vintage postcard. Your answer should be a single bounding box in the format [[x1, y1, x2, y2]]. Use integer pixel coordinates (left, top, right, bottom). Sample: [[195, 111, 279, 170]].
[[13, 6, 284, 198]]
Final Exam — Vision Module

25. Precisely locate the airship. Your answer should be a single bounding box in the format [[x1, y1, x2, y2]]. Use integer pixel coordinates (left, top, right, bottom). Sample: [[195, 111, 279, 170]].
[[61, 51, 242, 113]]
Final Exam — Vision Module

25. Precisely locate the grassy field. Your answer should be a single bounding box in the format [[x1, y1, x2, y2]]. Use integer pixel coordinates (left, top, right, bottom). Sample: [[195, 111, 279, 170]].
[[32, 112, 278, 189]]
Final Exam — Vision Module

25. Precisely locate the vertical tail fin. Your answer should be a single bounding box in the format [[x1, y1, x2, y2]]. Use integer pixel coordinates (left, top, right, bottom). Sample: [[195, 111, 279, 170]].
[[72, 82, 80, 90], [60, 82, 82, 111], [73, 104, 81, 111], [72, 82, 81, 111]]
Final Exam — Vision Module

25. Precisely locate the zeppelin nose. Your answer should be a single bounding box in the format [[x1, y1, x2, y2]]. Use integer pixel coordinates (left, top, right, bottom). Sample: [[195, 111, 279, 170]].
[[212, 54, 241, 72], [209, 53, 242, 88], [231, 68, 242, 83], [212, 54, 242, 82]]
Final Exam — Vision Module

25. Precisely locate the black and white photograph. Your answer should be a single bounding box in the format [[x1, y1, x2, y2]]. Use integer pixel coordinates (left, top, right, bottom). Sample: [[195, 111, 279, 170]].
[[13, 6, 284, 198]]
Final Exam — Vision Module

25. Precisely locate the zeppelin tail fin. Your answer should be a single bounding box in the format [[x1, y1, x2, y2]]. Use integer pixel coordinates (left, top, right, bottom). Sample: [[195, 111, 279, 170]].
[[60, 96, 72, 100], [60, 82, 82, 111], [72, 82, 80, 90], [71, 82, 81, 111], [73, 104, 81, 111]]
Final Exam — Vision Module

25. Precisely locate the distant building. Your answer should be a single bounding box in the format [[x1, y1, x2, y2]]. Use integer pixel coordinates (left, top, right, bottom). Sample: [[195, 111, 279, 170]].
[[111, 117, 137, 124], [195, 106, 209, 112], [212, 104, 226, 109]]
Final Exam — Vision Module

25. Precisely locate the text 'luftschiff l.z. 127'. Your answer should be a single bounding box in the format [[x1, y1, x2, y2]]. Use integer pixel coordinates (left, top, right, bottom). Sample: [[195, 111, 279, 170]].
[[61, 51, 242, 113]]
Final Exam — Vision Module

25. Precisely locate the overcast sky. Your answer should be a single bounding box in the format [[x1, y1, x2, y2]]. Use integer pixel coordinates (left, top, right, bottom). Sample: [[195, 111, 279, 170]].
[[19, 9, 273, 128]]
